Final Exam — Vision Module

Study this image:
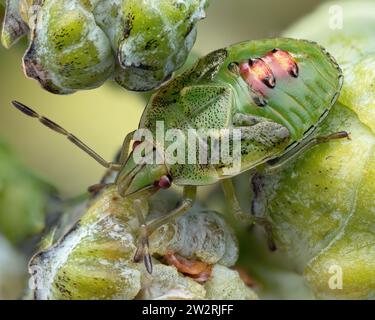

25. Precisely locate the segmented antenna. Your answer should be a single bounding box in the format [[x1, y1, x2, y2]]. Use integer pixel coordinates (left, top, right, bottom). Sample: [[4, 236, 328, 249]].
[[11, 100, 120, 170]]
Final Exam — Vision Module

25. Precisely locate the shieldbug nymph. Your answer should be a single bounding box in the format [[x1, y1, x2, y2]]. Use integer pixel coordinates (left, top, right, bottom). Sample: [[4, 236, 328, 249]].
[[12, 38, 349, 273]]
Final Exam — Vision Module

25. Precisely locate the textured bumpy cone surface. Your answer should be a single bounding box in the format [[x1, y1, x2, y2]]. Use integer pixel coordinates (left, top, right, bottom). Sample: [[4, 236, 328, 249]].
[[30, 186, 144, 300], [23, 0, 116, 94], [29, 186, 257, 300], [111, 0, 208, 91], [263, 1, 375, 299], [265, 103, 375, 299], [1, 0, 209, 93], [149, 210, 239, 266], [204, 265, 259, 300], [1, 0, 29, 48]]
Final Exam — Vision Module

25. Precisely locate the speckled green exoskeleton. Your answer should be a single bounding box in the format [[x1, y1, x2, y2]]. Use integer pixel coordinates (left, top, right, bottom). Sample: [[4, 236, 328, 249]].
[[12, 38, 348, 273]]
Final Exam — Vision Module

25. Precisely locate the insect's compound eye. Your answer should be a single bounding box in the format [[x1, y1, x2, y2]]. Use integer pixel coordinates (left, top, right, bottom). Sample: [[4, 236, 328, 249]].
[[158, 175, 172, 189], [227, 62, 240, 74]]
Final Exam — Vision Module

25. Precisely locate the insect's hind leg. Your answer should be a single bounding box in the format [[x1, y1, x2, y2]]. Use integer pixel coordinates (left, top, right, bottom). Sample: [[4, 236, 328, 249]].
[[250, 130, 351, 250], [221, 178, 276, 251], [265, 131, 350, 173], [249, 171, 276, 251]]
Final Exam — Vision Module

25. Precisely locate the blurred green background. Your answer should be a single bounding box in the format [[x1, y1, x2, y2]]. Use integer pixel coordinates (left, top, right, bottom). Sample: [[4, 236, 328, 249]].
[[0, 0, 330, 197]]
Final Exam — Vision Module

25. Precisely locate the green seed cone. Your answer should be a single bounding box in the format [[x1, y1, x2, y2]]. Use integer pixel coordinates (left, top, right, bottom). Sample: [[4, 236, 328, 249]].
[[29, 186, 257, 300], [112, 0, 208, 91], [1, 0, 209, 94], [23, 0, 116, 94], [1, 0, 29, 48], [265, 103, 375, 299], [266, 0, 375, 299]]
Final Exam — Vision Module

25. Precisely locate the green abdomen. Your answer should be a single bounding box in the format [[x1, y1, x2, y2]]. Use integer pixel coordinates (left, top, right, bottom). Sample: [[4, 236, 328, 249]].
[[217, 38, 343, 142]]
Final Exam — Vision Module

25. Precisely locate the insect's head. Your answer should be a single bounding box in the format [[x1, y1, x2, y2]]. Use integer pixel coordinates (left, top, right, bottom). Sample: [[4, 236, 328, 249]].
[[116, 142, 172, 197]]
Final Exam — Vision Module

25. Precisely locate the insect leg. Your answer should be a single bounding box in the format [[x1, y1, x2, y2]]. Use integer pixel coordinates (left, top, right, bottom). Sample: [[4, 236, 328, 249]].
[[249, 131, 350, 251], [232, 113, 271, 126], [265, 131, 350, 173], [89, 132, 137, 192], [133, 186, 197, 274], [118, 130, 137, 164], [221, 178, 276, 250], [249, 171, 276, 251], [221, 178, 249, 222], [11, 101, 121, 170], [87, 183, 113, 196], [133, 199, 153, 274]]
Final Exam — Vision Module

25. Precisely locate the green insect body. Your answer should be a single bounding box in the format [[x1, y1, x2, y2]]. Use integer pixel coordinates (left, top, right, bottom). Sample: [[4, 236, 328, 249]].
[[12, 38, 345, 273], [118, 38, 343, 193]]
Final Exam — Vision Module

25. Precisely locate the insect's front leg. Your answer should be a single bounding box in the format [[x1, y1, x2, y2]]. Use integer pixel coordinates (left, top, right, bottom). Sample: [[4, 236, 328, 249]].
[[88, 131, 138, 195], [133, 186, 197, 274], [118, 130, 137, 165]]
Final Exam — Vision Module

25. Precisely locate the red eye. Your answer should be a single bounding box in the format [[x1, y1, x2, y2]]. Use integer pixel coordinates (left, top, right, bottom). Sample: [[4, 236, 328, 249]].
[[158, 175, 172, 189], [132, 140, 142, 150]]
